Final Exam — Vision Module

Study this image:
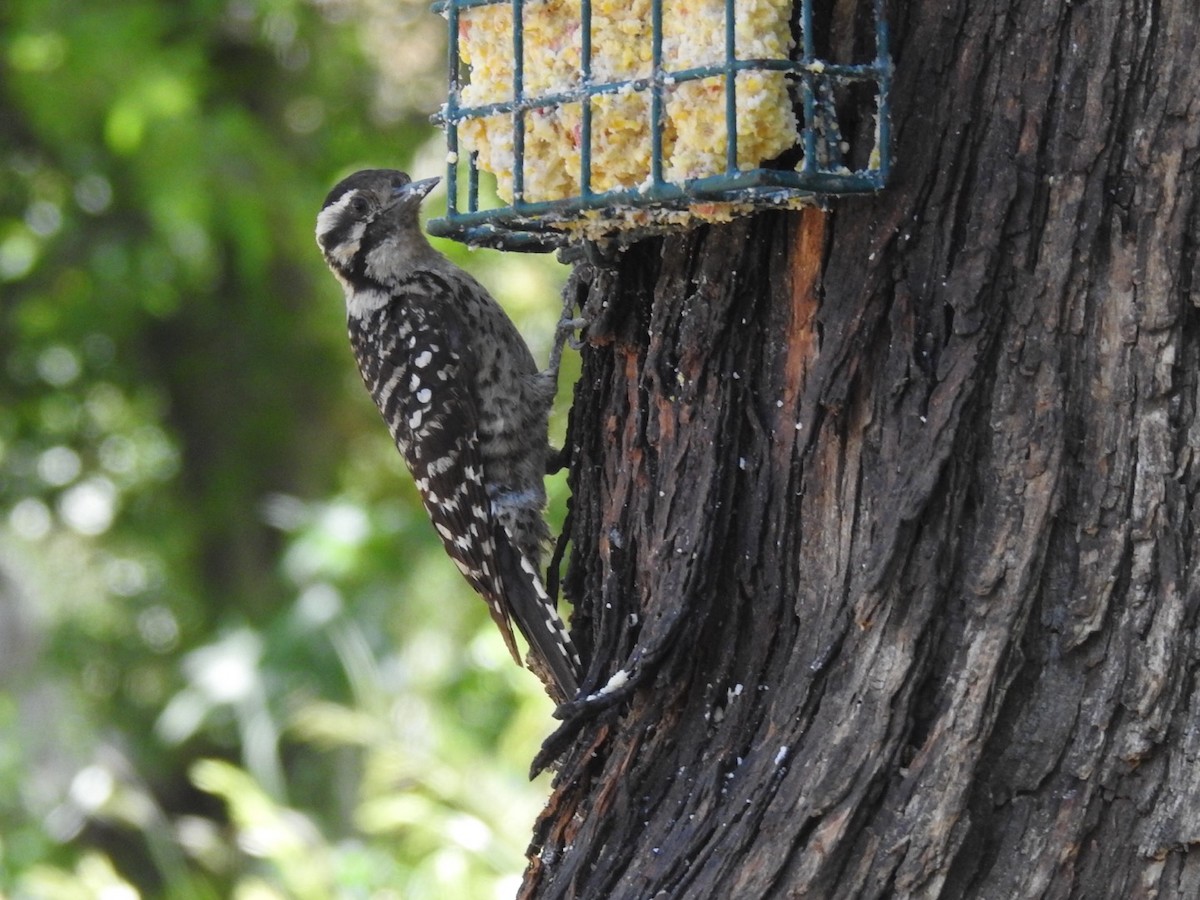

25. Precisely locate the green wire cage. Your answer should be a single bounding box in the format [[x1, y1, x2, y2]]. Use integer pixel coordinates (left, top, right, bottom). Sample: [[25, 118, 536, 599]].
[[427, 0, 892, 251]]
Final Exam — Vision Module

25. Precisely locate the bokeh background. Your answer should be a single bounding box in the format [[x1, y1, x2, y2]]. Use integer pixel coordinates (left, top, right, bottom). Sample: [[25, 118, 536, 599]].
[[0, 1, 573, 896]]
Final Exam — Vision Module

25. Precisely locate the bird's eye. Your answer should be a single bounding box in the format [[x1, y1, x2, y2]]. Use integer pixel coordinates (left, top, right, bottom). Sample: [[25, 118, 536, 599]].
[[349, 195, 370, 215]]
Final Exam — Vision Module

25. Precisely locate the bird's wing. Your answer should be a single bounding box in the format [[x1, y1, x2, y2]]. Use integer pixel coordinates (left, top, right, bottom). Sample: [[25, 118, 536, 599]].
[[386, 307, 527, 668]]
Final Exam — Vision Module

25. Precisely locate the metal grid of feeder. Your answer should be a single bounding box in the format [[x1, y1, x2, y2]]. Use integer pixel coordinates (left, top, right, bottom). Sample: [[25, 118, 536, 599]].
[[427, 0, 892, 251]]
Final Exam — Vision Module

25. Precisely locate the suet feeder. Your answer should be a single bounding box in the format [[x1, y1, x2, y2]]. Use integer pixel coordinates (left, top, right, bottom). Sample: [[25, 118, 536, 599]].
[[427, 0, 892, 251]]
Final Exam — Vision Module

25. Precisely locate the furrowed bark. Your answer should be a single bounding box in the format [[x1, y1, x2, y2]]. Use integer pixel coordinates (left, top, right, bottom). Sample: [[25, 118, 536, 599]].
[[524, 1, 1200, 897]]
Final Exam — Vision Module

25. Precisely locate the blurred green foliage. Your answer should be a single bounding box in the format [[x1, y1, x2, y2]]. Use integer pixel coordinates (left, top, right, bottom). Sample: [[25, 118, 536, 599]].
[[0, 0, 572, 896]]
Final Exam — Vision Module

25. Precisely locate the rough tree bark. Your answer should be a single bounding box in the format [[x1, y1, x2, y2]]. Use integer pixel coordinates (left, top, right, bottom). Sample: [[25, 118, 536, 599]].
[[523, 1, 1200, 898]]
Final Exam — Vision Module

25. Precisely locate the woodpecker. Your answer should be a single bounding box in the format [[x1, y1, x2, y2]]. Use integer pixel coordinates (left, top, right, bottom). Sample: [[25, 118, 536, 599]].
[[315, 168, 580, 702]]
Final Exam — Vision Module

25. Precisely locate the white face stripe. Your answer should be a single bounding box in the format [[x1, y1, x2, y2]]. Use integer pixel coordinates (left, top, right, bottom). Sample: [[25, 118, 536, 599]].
[[329, 222, 364, 268], [317, 190, 370, 276], [315, 190, 357, 242]]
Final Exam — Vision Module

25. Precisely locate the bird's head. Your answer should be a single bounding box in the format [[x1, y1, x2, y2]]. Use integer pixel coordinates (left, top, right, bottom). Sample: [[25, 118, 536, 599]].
[[315, 169, 440, 288]]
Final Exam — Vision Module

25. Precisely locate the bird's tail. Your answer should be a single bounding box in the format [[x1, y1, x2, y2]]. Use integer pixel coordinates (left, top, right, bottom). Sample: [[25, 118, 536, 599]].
[[493, 532, 581, 703]]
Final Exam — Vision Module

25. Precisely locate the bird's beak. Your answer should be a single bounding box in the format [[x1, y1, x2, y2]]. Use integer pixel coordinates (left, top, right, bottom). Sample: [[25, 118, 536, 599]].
[[396, 177, 440, 201]]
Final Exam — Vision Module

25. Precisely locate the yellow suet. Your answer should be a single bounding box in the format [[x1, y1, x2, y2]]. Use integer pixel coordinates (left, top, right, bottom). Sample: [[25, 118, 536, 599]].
[[456, 0, 797, 213]]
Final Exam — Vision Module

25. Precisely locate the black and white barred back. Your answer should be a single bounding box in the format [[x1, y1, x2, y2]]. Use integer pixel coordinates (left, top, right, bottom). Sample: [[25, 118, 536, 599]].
[[315, 169, 580, 702]]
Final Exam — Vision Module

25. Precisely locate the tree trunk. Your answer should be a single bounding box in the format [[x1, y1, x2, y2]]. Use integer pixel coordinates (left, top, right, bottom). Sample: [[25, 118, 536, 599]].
[[523, 0, 1200, 897]]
